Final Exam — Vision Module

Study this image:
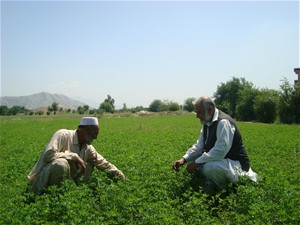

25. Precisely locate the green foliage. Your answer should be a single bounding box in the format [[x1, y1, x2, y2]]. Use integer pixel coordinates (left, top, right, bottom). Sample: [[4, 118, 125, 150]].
[[278, 78, 300, 124], [253, 89, 279, 123], [48, 102, 59, 112], [51, 102, 59, 112], [149, 100, 180, 112], [168, 102, 180, 111], [130, 106, 144, 113], [0, 105, 29, 115], [183, 97, 195, 112], [149, 99, 164, 112], [236, 87, 259, 121], [104, 95, 115, 108], [35, 111, 44, 115], [214, 77, 253, 117], [99, 95, 115, 113], [77, 105, 90, 115], [0, 105, 9, 115], [99, 102, 115, 113], [0, 116, 299, 224], [121, 103, 128, 112]]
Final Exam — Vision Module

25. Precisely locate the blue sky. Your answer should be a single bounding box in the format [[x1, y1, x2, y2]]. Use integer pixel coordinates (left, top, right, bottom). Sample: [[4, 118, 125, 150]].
[[1, 0, 299, 109]]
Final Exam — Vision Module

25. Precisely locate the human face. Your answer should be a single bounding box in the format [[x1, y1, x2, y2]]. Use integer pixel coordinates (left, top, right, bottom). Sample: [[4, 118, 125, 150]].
[[86, 126, 99, 145], [194, 104, 212, 125]]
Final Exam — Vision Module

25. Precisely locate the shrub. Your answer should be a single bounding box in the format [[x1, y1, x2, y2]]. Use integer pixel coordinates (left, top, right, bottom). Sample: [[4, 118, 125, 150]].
[[253, 89, 278, 123], [168, 102, 180, 111], [183, 98, 195, 112], [149, 99, 164, 112], [236, 87, 259, 121], [278, 78, 300, 124], [99, 102, 114, 113]]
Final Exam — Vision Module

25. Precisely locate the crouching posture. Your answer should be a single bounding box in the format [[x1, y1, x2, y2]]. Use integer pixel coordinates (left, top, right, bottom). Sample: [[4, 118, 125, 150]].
[[173, 97, 257, 191], [28, 117, 126, 195]]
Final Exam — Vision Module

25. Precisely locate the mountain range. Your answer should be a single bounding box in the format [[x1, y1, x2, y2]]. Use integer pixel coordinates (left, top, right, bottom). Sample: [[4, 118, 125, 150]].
[[0, 92, 86, 110]]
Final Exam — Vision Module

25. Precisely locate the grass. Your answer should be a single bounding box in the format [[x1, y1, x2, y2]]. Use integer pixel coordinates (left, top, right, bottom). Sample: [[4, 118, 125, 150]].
[[0, 114, 299, 224]]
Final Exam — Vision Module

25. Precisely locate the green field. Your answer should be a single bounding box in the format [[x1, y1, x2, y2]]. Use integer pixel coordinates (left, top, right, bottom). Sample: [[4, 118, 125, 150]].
[[0, 114, 299, 224]]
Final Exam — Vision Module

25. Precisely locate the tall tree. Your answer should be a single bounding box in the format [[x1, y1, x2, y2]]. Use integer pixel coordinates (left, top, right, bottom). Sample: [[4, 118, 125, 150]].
[[183, 97, 195, 112], [51, 102, 59, 112], [278, 78, 300, 124], [99, 95, 115, 113], [213, 77, 253, 117], [104, 95, 115, 108], [236, 87, 260, 121]]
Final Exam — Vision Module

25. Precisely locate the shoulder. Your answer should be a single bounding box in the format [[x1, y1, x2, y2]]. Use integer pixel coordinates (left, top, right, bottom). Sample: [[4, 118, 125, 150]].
[[52, 129, 75, 138], [218, 118, 231, 127]]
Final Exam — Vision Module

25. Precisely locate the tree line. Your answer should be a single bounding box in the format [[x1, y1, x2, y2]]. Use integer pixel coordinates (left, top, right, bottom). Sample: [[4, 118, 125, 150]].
[[213, 77, 299, 124], [1, 77, 299, 124]]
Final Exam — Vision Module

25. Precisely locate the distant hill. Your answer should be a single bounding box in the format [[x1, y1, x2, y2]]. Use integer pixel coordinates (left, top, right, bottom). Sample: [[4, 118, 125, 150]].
[[0, 92, 86, 110]]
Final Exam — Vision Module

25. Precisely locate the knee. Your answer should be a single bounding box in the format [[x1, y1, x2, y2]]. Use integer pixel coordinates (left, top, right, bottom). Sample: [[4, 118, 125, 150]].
[[50, 159, 70, 175], [202, 161, 222, 178]]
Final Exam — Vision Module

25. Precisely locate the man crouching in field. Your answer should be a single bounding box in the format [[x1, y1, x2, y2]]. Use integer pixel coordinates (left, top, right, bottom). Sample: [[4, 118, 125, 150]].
[[28, 117, 126, 195], [173, 96, 257, 192]]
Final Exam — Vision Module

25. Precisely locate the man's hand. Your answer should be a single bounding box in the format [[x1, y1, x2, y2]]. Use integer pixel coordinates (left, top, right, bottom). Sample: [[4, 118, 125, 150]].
[[76, 156, 86, 174], [172, 158, 185, 172], [186, 161, 202, 173]]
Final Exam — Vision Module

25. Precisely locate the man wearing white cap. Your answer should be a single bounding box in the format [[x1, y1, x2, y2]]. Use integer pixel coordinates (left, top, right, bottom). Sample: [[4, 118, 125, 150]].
[[28, 117, 126, 195]]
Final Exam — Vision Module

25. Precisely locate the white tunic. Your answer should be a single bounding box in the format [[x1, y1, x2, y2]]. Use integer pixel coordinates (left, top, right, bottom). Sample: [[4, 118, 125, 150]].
[[28, 129, 125, 194], [183, 109, 258, 187]]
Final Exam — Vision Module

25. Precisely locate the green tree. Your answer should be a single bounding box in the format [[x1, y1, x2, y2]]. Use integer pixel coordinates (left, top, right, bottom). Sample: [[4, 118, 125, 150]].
[[236, 87, 260, 121], [149, 99, 164, 112], [168, 102, 180, 111], [278, 78, 300, 124], [253, 89, 279, 123], [99, 95, 115, 113], [83, 105, 89, 113], [104, 95, 115, 108], [8, 106, 23, 115], [183, 98, 195, 112], [48, 106, 53, 112], [51, 102, 59, 112], [99, 102, 114, 113], [214, 77, 253, 117], [121, 103, 128, 112], [131, 106, 144, 113], [0, 106, 9, 115], [89, 109, 95, 115], [77, 106, 85, 115]]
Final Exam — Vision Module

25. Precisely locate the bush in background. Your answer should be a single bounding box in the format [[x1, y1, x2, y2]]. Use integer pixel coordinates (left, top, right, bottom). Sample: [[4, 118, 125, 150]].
[[253, 89, 279, 123]]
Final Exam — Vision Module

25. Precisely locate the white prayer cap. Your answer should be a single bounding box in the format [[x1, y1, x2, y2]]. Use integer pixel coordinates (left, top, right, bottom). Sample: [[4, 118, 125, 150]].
[[80, 117, 98, 126]]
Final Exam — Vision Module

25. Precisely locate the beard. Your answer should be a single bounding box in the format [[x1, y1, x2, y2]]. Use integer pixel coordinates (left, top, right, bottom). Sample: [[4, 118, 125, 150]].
[[200, 110, 211, 125], [86, 133, 93, 145]]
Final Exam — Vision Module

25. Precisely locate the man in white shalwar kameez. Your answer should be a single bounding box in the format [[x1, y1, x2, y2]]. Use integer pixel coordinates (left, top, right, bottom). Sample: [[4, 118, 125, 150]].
[[28, 117, 126, 195], [173, 97, 257, 191]]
